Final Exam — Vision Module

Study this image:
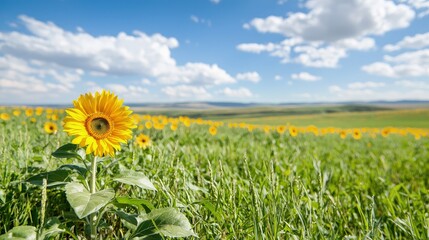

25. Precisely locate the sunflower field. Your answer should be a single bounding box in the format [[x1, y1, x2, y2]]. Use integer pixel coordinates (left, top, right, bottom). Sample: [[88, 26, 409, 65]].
[[1, 92, 429, 239]]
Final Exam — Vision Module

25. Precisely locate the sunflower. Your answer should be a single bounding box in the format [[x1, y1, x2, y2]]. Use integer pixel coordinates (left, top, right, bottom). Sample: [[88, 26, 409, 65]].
[[339, 130, 347, 139], [277, 125, 286, 134], [135, 133, 151, 149], [44, 122, 58, 134], [289, 126, 298, 137], [63, 90, 136, 156], [25, 108, 34, 117], [209, 126, 217, 136], [0, 113, 10, 121], [352, 129, 362, 140], [170, 123, 178, 131]]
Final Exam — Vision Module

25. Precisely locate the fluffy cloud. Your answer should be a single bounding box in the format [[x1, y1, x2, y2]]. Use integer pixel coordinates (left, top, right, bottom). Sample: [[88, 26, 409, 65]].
[[291, 72, 321, 81], [0, 15, 234, 88], [0, 55, 80, 94], [274, 75, 282, 81], [362, 49, 429, 77], [221, 87, 253, 98], [106, 84, 149, 95], [395, 80, 429, 89], [347, 81, 385, 89], [238, 0, 414, 68], [246, 0, 414, 42], [235, 71, 261, 83], [384, 32, 429, 51], [161, 85, 211, 99], [401, 0, 429, 17]]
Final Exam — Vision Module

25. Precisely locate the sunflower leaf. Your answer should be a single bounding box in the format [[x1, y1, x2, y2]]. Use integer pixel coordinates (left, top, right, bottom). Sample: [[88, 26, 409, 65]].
[[131, 207, 197, 239], [113, 170, 156, 191], [65, 182, 114, 219], [52, 143, 82, 161], [26, 169, 72, 187], [0, 226, 37, 240]]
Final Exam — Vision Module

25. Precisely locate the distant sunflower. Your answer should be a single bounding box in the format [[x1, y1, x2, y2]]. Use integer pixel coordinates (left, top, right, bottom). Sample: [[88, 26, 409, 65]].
[[277, 126, 286, 134], [44, 122, 58, 134], [339, 130, 347, 139], [0, 113, 10, 121], [209, 126, 217, 136], [135, 133, 151, 149], [289, 126, 298, 137], [63, 90, 136, 156], [352, 129, 362, 140]]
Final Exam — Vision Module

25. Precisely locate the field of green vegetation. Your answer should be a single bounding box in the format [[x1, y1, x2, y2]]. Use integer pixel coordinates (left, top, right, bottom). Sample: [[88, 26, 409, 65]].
[[1, 106, 429, 239], [135, 105, 429, 128]]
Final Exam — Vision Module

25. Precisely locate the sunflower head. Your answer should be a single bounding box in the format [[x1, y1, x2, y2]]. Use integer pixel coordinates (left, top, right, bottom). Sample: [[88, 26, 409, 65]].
[[277, 126, 286, 134], [353, 129, 362, 140], [63, 90, 136, 156], [135, 133, 151, 149], [289, 126, 298, 137], [340, 130, 347, 139], [1, 113, 10, 121], [44, 122, 58, 134], [209, 126, 217, 136]]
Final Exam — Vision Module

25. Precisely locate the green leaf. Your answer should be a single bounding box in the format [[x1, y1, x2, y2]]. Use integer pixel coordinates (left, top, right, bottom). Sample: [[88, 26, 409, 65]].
[[65, 182, 114, 219], [113, 170, 156, 191], [198, 200, 222, 222], [115, 210, 139, 225], [0, 226, 37, 240], [58, 164, 87, 177], [26, 169, 71, 187], [131, 208, 197, 239], [52, 143, 82, 160], [115, 196, 155, 211], [40, 217, 65, 239]]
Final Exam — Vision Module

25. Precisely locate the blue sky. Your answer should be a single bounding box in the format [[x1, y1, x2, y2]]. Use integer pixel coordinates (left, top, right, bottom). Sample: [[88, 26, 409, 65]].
[[0, 0, 429, 104]]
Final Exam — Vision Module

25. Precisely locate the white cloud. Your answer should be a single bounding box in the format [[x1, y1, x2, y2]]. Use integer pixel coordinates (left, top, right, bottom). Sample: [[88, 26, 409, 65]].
[[384, 32, 429, 51], [221, 87, 253, 98], [210, 0, 221, 4], [190, 15, 199, 23], [161, 85, 211, 99], [347, 81, 385, 89], [238, 0, 415, 68], [235, 71, 261, 83], [291, 72, 321, 81], [106, 83, 149, 95], [0, 15, 232, 88], [274, 75, 282, 81], [0, 55, 80, 93], [395, 80, 429, 89], [246, 0, 414, 42], [294, 45, 347, 68], [142, 78, 152, 85], [400, 0, 429, 17], [362, 49, 429, 77]]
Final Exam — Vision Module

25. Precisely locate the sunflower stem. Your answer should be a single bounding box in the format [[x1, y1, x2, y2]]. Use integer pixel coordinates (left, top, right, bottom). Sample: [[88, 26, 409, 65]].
[[90, 155, 97, 239]]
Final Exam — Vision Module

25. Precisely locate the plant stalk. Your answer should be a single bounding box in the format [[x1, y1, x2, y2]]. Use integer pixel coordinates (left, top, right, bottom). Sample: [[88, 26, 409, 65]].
[[90, 156, 97, 239]]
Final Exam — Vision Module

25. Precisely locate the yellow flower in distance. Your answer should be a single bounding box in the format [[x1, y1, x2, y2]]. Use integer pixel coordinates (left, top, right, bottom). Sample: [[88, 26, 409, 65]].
[[277, 125, 286, 134], [339, 130, 347, 139], [63, 90, 136, 156], [25, 108, 34, 117], [289, 126, 298, 137], [135, 133, 151, 149], [209, 126, 217, 136], [44, 122, 58, 134], [352, 129, 362, 140], [1, 113, 10, 121]]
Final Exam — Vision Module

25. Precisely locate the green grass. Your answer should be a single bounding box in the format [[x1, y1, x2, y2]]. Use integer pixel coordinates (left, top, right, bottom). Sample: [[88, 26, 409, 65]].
[[135, 107, 429, 128], [1, 110, 429, 239]]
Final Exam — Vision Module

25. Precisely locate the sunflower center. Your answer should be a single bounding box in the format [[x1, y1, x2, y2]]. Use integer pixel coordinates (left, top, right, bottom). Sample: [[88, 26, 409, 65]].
[[86, 113, 113, 139], [50, 126, 54, 130]]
